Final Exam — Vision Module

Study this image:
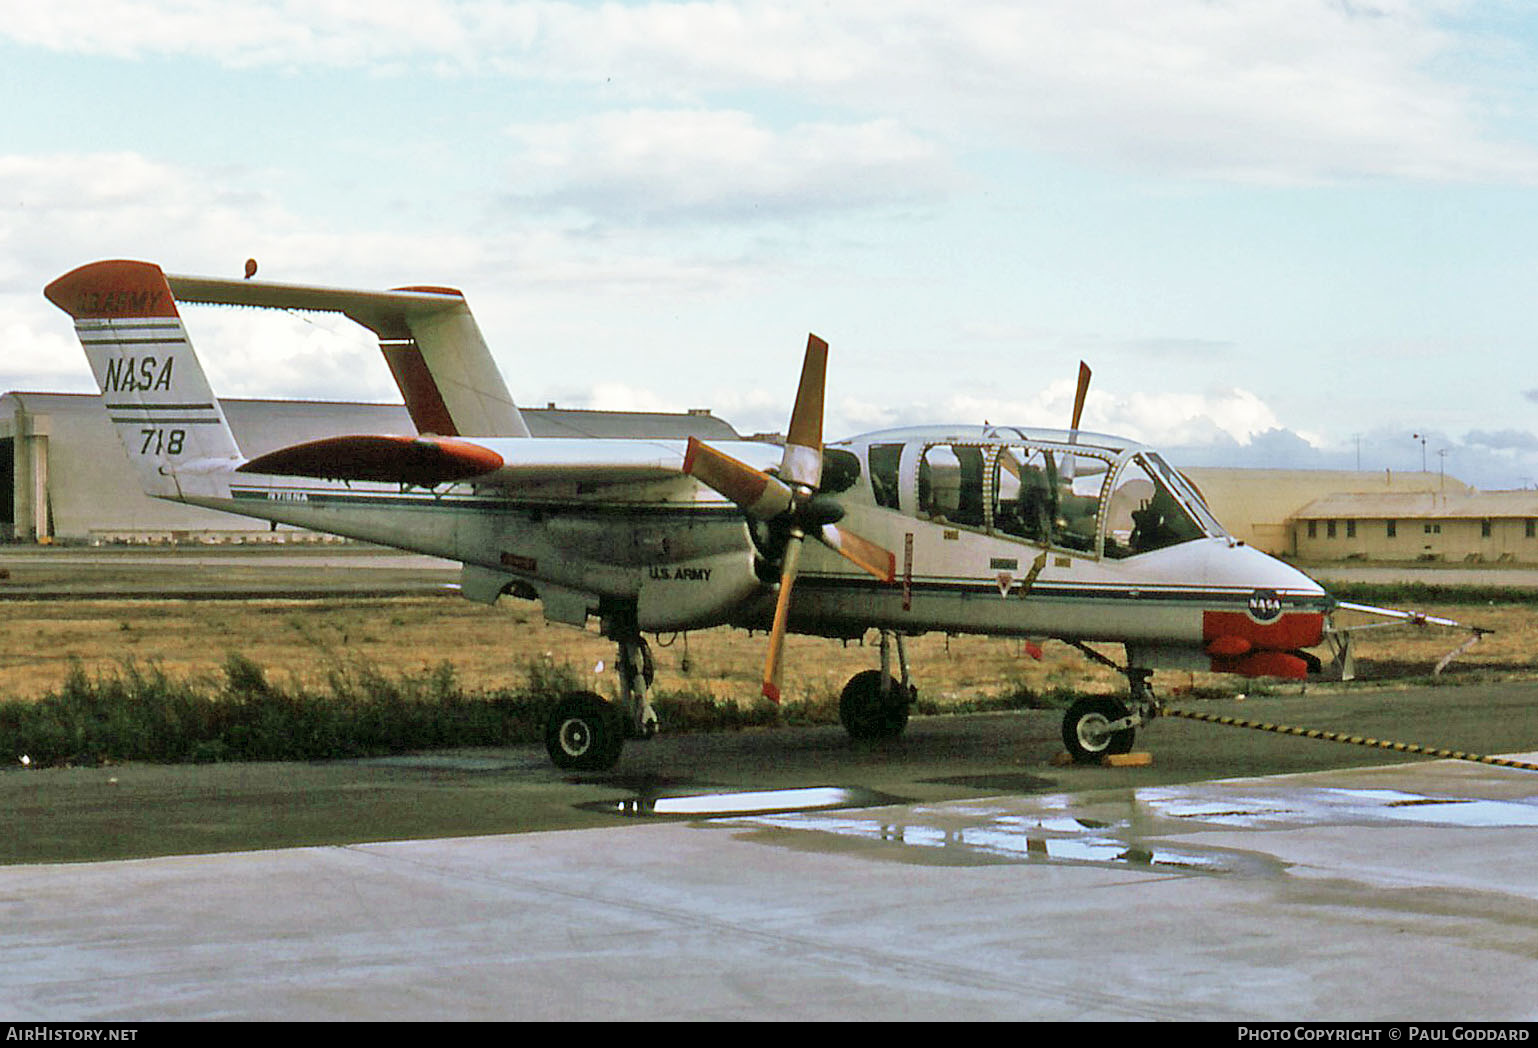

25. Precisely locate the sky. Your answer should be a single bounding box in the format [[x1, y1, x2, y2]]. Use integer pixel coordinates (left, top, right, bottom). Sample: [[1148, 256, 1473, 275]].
[[6, 1, 1538, 488]]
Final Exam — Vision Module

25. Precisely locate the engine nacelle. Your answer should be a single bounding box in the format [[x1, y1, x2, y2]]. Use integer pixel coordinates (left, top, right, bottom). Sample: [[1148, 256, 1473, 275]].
[[637, 549, 762, 632]]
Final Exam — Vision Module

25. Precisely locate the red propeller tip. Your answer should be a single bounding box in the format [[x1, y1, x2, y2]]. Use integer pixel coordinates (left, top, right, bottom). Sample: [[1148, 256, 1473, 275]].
[[761, 682, 782, 704]]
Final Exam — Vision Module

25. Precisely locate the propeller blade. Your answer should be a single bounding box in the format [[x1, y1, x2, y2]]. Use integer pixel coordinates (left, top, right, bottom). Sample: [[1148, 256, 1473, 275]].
[[683, 437, 794, 519], [818, 523, 896, 583], [761, 533, 804, 703], [779, 334, 828, 489], [1070, 361, 1091, 431]]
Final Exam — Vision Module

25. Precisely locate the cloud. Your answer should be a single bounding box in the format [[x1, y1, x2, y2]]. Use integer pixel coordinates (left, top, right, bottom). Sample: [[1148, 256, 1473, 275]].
[[0, 152, 492, 286], [0, 149, 814, 403], [827, 379, 1290, 449], [503, 110, 953, 223], [1, 2, 478, 69], [1465, 428, 1538, 451], [1163, 424, 1538, 492], [9, 2, 1537, 184]]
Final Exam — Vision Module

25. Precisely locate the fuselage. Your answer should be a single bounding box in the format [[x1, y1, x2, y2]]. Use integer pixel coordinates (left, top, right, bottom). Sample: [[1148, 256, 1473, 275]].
[[45, 258, 1328, 689], [187, 423, 1330, 674]]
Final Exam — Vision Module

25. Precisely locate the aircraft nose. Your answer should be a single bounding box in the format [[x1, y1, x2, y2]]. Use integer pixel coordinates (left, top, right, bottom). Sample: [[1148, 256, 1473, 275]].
[[1221, 540, 1328, 602]]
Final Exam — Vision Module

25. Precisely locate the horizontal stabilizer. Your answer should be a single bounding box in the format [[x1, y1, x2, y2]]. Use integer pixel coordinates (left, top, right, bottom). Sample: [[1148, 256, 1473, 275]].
[[239, 435, 505, 487], [165, 274, 464, 338], [165, 271, 531, 439]]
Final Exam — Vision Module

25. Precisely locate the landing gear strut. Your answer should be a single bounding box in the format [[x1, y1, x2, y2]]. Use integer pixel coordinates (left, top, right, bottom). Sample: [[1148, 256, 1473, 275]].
[[838, 630, 915, 742], [544, 615, 658, 772]]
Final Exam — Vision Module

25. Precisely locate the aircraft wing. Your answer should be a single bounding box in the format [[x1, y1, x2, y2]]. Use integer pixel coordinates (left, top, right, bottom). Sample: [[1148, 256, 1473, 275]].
[[238, 435, 784, 490], [165, 272, 531, 439]]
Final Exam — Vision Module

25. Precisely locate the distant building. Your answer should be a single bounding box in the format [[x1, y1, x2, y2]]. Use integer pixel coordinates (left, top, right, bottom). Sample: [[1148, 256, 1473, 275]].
[[0, 392, 739, 543], [1183, 468, 1469, 557], [1291, 491, 1538, 563]]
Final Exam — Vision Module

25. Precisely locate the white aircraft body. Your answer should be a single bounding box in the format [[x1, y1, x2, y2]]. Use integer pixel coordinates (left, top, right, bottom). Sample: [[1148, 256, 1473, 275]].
[[47, 259, 1338, 770]]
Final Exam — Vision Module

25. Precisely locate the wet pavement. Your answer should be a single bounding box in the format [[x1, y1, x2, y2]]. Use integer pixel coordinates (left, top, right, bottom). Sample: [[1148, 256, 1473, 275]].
[[5, 751, 1538, 1021], [4, 547, 1538, 1019]]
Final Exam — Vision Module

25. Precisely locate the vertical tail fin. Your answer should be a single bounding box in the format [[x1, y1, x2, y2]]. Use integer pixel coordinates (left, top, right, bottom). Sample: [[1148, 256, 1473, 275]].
[[377, 290, 532, 438], [44, 260, 241, 500]]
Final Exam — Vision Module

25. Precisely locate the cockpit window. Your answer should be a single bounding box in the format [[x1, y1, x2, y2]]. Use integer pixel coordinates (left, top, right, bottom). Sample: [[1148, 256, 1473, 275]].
[[819, 447, 861, 495], [993, 445, 1105, 553], [1103, 455, 1209, 558], [993, 447, 1055, 543], [918, 444, 986, 528], [868, 443, 902, 510]]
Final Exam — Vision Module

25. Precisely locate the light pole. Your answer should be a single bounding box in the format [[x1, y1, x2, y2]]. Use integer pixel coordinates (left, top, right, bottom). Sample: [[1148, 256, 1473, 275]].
[[1412, 433, 1427, 473]]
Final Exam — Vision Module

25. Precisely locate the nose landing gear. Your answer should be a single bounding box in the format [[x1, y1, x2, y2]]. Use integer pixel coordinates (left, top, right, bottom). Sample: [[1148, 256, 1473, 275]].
[[1060, 649, 1159, 764]]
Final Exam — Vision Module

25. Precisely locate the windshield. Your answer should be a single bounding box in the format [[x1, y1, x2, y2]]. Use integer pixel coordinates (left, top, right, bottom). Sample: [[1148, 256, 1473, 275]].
[[1103, 454, 1215, 558], [1144, 453, 1226, 537]]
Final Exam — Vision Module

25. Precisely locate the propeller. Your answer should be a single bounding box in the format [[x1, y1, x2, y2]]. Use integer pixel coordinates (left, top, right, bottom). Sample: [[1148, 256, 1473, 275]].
[[1055, 360, 1094, 496], [683, 334, 896, 702], [1070, 360, 1091, 432]]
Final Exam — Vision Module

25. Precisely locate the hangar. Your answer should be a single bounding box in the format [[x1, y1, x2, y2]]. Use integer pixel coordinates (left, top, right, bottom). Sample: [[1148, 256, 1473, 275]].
[[0, 391, 738, 543], [0, 389, 1478, 561]]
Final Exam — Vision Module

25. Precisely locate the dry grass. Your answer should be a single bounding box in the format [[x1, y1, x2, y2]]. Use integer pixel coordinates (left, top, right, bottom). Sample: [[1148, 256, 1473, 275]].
[[4, 594, 1530, 706]]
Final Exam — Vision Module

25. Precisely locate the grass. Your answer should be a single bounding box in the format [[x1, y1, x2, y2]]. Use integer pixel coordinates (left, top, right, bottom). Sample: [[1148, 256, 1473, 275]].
[[1326, 581, 1538, 607], [0, 647, 1094, 768], [2, 655, 526, 765], [2, 588, 1532, 767]]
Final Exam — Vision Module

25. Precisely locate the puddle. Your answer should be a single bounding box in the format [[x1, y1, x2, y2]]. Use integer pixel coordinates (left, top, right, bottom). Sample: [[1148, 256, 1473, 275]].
[[1323, 788, 1538, 828], [742, 809, 1278, 874], [587, 785, 903, 818], [1137, 786, 1538, 829]]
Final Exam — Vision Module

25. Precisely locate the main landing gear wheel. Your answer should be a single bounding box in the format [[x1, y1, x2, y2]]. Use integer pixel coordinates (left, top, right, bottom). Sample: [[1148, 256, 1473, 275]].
[[839, 670, 913, 742], [546, 691, 625, 771], [1061, 695, 1136, 764]]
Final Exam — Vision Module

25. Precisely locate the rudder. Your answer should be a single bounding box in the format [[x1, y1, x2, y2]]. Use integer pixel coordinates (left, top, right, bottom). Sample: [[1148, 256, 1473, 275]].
[[45, 260, 241, 500]]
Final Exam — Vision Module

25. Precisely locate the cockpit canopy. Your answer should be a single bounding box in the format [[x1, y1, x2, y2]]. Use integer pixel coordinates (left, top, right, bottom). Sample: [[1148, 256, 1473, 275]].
[[830, 429, 1226, 559]]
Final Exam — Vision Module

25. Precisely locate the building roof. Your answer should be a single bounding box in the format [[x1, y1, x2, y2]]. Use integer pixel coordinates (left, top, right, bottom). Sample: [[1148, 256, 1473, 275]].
[[1294, 490, 1538, 521]]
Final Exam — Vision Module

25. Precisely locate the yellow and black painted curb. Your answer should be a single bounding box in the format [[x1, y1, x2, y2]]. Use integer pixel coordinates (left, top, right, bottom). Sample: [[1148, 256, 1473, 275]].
[[1163, 707, 1538, 773]]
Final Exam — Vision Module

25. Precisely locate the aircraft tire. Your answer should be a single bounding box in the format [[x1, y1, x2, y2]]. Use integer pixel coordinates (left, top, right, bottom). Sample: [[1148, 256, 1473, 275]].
[[546, 691, 625, 771], [1061, 696, 1136, 764], [839, 670, 912, 742]]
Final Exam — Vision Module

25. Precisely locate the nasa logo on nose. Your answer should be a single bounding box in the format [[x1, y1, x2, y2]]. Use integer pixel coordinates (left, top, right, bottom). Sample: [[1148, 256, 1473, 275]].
[[1248, 589, 1282, 622]]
